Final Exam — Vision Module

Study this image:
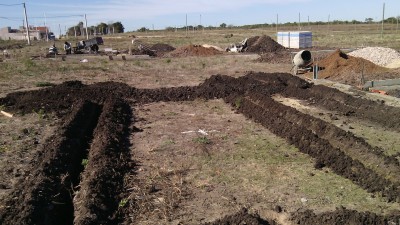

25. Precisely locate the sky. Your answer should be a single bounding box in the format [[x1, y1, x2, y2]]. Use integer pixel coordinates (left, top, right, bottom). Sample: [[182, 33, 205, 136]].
[[0, 0, 399, 34]]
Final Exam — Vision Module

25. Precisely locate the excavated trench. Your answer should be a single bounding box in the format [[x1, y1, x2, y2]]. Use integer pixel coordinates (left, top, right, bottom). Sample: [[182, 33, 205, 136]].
[[0, 100, 102, 225], [1, 72, 400, 224]]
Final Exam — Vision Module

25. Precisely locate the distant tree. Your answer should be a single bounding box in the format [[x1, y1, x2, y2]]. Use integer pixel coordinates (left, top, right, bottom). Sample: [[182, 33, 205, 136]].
[[137, 27, 148, 32], [112, 21, 124, 33], [365, 18, 374, 23], [67, 21, 84, 36], [165, 26, 175, 32], [220, 23, 227, 28], [96, 22, 108, 34], [384, 17, 397, 23]]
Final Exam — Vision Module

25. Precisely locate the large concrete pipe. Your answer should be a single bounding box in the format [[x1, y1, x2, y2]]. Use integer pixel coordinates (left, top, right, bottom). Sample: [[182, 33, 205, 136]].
[[292, 50, 312, 75]]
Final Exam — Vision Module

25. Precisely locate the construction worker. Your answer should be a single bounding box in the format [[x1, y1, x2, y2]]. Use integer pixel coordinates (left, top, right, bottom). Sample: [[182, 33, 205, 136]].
[[64, 42, 72, 54], [49, 44, 58, 55]]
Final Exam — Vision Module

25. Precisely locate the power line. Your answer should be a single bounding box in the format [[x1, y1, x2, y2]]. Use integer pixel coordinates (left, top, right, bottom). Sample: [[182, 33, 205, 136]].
[[28, 15, 84, 19], [0, 3, 23, 6], [0, 16, 22, 22]]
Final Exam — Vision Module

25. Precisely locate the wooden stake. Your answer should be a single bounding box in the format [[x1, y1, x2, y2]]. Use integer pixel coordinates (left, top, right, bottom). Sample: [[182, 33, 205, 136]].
[[1, 110, 13, 118]]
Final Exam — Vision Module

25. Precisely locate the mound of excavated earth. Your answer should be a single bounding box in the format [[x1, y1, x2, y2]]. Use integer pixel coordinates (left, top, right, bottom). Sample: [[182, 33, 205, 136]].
[[316, 49, 389, 85], [246, 35, 285, 53], [247, 35, 291, 64], [1, 72, 400, 224], [167, 44, 222, 57], [151, 43, 176, 56]]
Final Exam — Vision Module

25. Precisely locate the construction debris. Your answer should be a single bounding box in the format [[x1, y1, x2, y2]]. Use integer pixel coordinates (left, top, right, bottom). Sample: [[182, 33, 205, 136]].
[[1, 110, 13, 118]]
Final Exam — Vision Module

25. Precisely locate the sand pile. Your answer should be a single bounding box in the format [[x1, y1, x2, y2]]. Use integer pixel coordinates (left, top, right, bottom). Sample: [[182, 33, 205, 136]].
[[167, 45, 222, 57], [246, 35, 285, 53], [348, 47, 400, 67], [316, 49, 388, 84]]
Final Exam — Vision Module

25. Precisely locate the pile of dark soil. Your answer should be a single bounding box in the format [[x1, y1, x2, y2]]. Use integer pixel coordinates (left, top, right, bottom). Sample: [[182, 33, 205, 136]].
[[204, 208, 276, 225], [167, 45, 222, 57], [1, 72, 400, 224], [245, 35, 291, 64], [246, 35, 285, 53], [316, 49, 388, 85], [151, 43, 175, 56], [291, 207, 400, 225]]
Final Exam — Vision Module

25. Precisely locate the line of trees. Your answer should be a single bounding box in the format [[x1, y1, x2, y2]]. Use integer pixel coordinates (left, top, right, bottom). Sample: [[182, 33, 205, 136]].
[[151, 17, 400, 32], [67, 21, 124, 36]]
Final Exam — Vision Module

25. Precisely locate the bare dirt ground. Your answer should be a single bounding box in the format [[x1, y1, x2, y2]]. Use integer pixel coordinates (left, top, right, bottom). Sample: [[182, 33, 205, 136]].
[[1, 35, 400, 224]]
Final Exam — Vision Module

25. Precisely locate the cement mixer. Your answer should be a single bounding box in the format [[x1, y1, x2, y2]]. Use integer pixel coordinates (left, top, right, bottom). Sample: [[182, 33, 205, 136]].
[[292, 50, 312, 75]]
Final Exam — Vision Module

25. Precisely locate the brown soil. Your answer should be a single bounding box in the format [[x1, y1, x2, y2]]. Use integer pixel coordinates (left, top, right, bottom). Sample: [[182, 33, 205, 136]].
[[315, 49, 389, 85], [167, 45, 223, 57], [257, 50, 292, 64], [1, 72, 400, 224]]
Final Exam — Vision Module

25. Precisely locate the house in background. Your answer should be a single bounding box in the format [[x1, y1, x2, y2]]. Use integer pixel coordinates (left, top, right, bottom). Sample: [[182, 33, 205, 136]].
[[0, 26, 51, 41]]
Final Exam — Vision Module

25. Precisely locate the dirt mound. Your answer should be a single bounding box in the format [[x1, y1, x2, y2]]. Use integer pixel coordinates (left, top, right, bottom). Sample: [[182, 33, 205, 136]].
[[167, 45, 222, 57], [2, 73, 400, 224], [246, 35, 285, 53], [204, 208, 275, 225], [291, 207, 400, 225], [245, 35, 290, 64], [151, 43, 175, 56], [316, 49, 388, 84]]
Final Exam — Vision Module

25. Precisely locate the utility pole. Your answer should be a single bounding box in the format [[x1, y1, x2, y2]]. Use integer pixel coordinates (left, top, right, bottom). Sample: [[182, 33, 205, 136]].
[[84, 14, 89, 39], [185, 14, 188, 37], [44, 13, 48, 42], [58, 24, 61, 39], [276, 14, 278, 33], [381, 2, 385, 39], [23, 2, 31, 45], [298, 12, 301, 30], [200, 14, 202, 33], [328, 14, 330, 33]]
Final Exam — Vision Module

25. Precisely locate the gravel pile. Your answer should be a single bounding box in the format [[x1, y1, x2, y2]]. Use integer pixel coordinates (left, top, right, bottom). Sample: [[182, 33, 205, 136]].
[[348, 47, 400, 67]]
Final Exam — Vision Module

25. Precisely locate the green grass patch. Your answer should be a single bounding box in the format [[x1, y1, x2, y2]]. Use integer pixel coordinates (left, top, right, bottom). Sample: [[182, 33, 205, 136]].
[[35, 81, 55, 87], [193, 136, 211, 144]]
